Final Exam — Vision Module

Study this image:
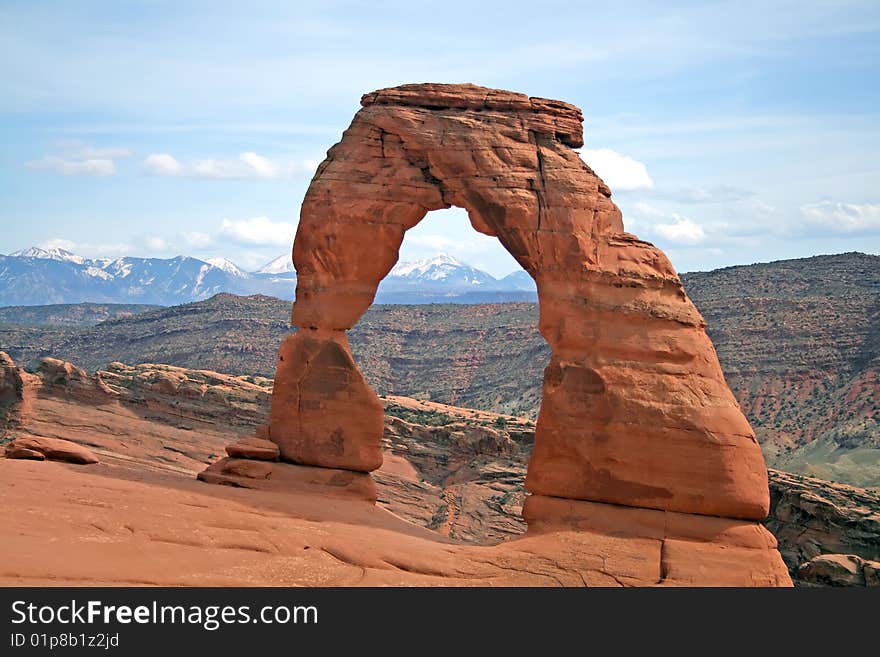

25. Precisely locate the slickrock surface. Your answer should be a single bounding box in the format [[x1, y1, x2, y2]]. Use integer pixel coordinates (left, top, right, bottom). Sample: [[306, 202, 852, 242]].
[[1, 354, 875, 585], [1, 459, 790, 587], [0, 353, 268, 475], [277, 83, 770, 528], [198, 458, 377, 501]]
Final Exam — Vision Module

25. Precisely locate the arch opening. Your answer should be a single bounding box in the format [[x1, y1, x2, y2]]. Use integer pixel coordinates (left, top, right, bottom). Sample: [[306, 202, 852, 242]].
[[369, 206, 547, 542], [355, 206, 543, 420], [393, 206, 523, 284]]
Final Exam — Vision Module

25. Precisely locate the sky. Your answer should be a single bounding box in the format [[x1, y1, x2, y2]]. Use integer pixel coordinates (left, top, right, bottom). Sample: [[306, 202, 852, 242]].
[[1, 0, 879, 277]]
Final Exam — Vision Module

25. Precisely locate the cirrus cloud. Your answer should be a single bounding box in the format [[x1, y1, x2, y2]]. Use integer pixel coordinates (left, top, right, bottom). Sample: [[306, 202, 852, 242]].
[[661, 184, 755, 204], [53, 139, 132, 160], [26, 155, 117, 176], [25, 139, 132, 177]]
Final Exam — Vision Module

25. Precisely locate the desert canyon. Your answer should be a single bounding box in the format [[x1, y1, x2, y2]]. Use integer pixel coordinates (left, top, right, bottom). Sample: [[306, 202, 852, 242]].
[[2, 84, 877, 587]]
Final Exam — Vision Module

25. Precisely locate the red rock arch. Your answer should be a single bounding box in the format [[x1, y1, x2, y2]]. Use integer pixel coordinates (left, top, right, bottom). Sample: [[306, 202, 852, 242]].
[[269, 83, 770, 522]]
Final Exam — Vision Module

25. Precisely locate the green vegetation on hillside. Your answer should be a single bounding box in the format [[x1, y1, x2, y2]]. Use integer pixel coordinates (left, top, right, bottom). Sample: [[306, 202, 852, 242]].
[[0, 302, 161, 327]]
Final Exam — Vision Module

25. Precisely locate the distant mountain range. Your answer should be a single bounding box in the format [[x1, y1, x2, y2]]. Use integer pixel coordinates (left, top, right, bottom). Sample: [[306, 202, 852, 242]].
[[0, 248, 536, 306]]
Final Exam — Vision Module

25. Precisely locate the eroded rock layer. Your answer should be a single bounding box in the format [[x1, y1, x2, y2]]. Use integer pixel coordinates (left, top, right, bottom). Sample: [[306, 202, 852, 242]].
[[273, 83, 770, 523]]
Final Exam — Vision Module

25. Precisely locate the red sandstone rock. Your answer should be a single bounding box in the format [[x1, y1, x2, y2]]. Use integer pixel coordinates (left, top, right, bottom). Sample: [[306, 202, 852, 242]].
[[523, 494, 790, 586], [36, 357, 89, 385], [270, 331, 383, 472], [32, 356, 122, 398], [0, 352, 796, 586], [4, 446, 45, 460], [198, 457, 377, 502], [796, 553, 880, 587], [5, 436, 98, 464], [274, 82, 770, 521], [225, 436, 280, 461], [0, 457, 783, 586], [0, 351, 23, 406]]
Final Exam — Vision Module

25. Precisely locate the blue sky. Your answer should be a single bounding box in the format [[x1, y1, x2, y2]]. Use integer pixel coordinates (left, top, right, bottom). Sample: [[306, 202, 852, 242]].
[[1, 0, 878, 277]]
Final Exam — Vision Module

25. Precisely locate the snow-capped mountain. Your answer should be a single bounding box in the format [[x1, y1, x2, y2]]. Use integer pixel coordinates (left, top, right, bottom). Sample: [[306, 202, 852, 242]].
[[0, 250, 262, 306], [0, 248, 537, 306], [205, 257, 248, 278], [498, 269, 536, 291], [11, 247, 86, 265], [389, 253, 465, 278], [255, 254, 295, 275], [387, 253, 497, 287], [374, 253, 521, 302]]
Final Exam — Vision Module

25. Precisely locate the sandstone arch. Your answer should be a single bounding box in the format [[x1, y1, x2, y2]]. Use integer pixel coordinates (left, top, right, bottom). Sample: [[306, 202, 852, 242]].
[[270, 83, 770, 523]]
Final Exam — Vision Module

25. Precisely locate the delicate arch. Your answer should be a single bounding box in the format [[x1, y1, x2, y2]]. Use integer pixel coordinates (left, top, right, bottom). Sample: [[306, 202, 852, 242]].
[[269, 83, 770, 521]]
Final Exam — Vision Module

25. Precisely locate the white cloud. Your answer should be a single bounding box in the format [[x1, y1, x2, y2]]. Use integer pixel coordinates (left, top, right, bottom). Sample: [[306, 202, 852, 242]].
[[142, 152, 315, 180], [800, 201, 880, 234], [654, 216, 706, 244], [37, 238, 133, 257], [633, 201, 665, 218], [405, 232, 497, 253], [238, 152, 279, 178], [181, 231, 213, 248], [40, 238, 77, 251], [630, 202, 706, 245], [145, 236, 168, 251], [143, 153, 183, 176], [26, 156, 116, 176], [580, 148, 654, 191], [218, 216, 296, 246], [237, 250, 288, 271]]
